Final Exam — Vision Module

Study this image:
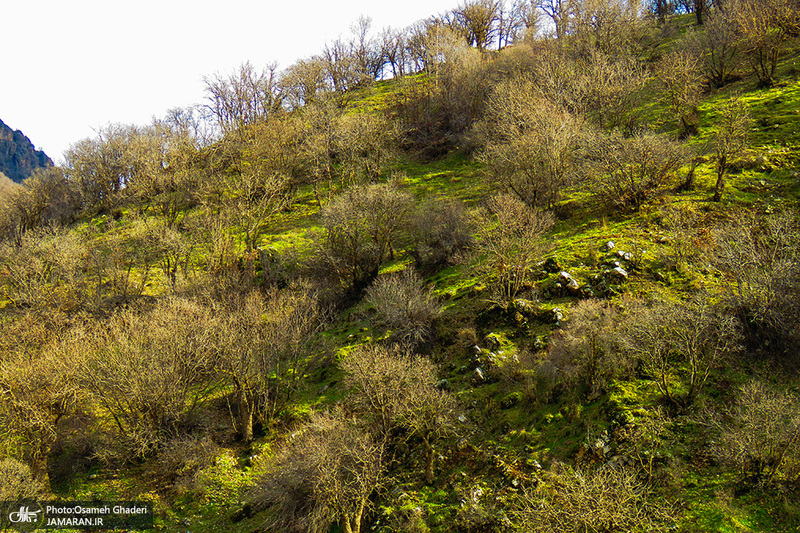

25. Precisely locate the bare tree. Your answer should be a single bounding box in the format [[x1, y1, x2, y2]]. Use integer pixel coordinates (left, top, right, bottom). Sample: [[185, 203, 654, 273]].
[[536, 0, 570, 38], [333, 112, 398, 185], [712, 380, 800, 485], [0, 166, 78, 244], [409, 196, 475, 270], [200, 116, 299, 252], [72, 297, 221, 461], [477, 76, 584, 208], [317, 182, 414, 294], [620, 294, 742, 407], [578, 129, 687, 212], [712, 211, 800, 353], [656, 49, 705, 138], [726, 0, 800, 86], [379, 27, 410, 78], [0, 342, 81, 479], [473, 193, 554, 305], [296, 98, 340, 206], [711, 95, 751, 202], [497, 0, 538, 48], [203, 61, 284, 134], [453, 0, 501, 51], [567, 0, 646, 56], [64, 124, 161, 212], [214, 284, 322, 442], [686, 10, 742, 88], [253, 411, 386, 533], [280, 57, 331, 110], [547, 299, 632, 399], [365, 270, 441, 349], [340, 345, 459, 483]]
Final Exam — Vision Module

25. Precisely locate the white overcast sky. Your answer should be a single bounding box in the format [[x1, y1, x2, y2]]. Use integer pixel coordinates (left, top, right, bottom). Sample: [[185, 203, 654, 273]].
[[1, 0, 461, 164]]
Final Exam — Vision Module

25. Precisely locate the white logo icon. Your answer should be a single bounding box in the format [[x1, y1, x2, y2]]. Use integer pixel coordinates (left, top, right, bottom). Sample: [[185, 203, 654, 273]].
[[9, 506, 40, 523]]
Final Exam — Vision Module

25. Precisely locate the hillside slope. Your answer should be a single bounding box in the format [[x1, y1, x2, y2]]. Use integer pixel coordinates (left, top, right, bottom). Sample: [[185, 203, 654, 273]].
[[1, 9, 800, 533]]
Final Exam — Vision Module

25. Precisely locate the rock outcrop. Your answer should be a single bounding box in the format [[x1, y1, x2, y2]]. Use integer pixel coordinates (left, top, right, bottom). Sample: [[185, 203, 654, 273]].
[[0, 119, 52, 182]]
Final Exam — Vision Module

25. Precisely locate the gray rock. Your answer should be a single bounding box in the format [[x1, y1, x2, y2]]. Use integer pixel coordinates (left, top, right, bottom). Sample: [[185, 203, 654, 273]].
[[484, 333, 502, 350], [604, 241, 615, 251], [473, 367, 486, 384], [559, 271, 581, 291], [606, 266, 628, 282]]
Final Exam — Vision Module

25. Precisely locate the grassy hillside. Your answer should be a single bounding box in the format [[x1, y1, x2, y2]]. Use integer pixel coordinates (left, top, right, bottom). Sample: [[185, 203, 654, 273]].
[[2, 8, 800, 533]]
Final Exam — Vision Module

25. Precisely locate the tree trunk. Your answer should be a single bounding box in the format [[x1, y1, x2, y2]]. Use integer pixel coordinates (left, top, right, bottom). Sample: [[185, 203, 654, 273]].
[[694, 0, 705, 25], [713, 170, 726, 202], [237, 388, 254, 442], [424, 436, 435, 484]]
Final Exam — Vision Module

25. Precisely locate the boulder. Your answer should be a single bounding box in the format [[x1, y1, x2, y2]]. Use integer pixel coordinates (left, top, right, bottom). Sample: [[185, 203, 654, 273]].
[[541, 256, 562, 273]]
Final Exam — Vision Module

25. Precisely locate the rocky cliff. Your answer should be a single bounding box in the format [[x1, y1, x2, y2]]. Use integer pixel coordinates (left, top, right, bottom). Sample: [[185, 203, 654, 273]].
[[0, 119, 52, 182]]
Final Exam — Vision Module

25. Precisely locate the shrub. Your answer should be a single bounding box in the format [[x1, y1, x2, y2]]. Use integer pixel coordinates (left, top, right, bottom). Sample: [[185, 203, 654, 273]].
[[473, 194, 554, 305], [512, 465, 675, 532], [0, 458, 45, 500], [317, 182, 414, 295], [577, 129, 687, 212], [409, 197, 474, 270], [712, 212, 800, 357], [712, 380, 800, 485], [252, 411, 386, 533], [619, 294, 742, 408], [365, 270, 441, 349], [476, 77, 584, 208], [546, 300, 632, 399], [149, 436, 220, 493], [655, 49, 704, 137], [340, 345, 459, 483]]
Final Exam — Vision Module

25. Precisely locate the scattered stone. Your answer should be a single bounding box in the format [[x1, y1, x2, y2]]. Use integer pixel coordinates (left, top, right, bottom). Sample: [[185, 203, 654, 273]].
[[606, 266, 628, 282], [513, 298, 538, 320], [604, 241, 615, 251], [472, 367, 486, 385], [558, 271, 581, 292], [472, 345, 483, 356], [484, 333, 502, 350], [541, 256, 562, 273], [617, 250, 633, 261], [531, 336, 544, 351]]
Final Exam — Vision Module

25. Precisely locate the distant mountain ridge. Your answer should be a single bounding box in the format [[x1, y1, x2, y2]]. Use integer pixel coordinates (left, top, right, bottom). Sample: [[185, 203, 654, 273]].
[[0, 118, 52, 182]]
